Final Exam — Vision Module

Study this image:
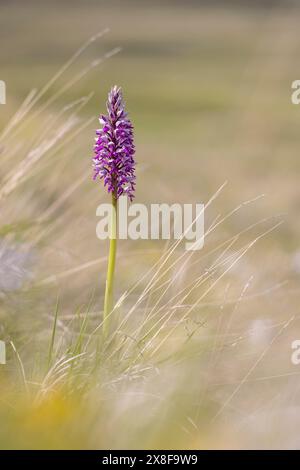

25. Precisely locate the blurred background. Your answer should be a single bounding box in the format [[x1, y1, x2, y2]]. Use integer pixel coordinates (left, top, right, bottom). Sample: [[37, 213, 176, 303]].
[[0, 0, 300, 450]]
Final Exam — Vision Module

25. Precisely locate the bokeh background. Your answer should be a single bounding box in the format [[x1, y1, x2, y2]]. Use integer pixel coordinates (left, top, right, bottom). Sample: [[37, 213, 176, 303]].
[[0, 0, 300, 449]]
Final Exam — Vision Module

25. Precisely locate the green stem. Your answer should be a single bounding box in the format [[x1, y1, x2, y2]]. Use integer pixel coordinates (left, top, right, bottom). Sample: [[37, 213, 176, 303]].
[[103, 192, 117, 336]]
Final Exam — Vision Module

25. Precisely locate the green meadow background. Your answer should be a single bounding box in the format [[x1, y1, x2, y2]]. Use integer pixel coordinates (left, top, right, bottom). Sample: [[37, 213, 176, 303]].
[[0, 0, 300, 449]]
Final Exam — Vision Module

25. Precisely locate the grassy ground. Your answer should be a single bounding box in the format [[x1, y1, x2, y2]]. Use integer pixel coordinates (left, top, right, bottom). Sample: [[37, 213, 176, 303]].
[[0, 0, 300, 449]]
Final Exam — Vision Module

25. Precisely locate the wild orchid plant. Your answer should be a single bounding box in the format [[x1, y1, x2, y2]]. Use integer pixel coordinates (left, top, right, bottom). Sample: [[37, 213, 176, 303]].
[[93, 86, 136, 335]]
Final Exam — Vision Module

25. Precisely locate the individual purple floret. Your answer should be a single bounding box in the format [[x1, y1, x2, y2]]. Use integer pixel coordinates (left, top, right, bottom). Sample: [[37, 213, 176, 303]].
[[93, 86, 136, 201]]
